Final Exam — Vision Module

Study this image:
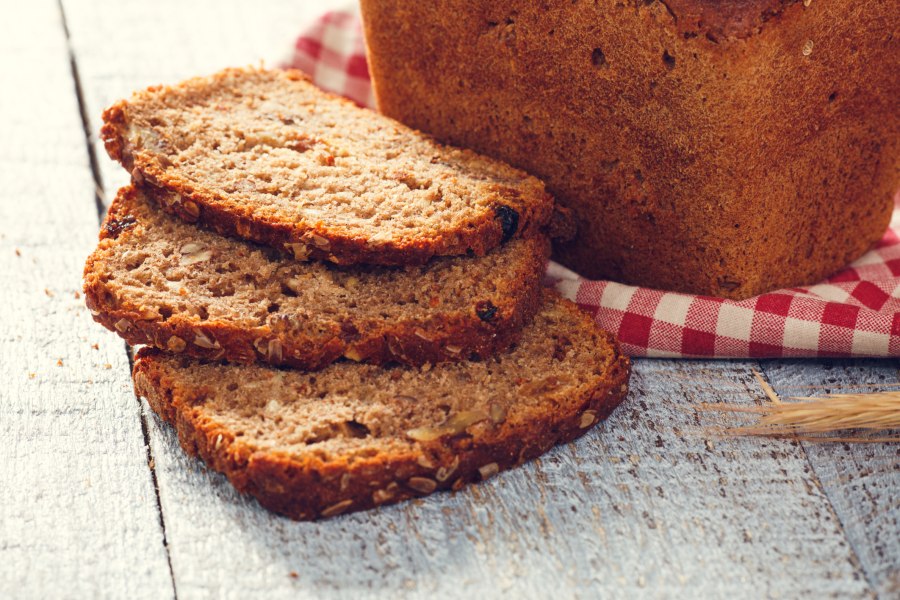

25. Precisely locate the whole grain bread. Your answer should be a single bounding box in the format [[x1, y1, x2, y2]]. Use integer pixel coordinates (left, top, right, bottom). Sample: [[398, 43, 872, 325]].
[[361, 0, 899, 298], [101, 67, 554, 266], [84, 185, 548, 369], [133, 291, 631, 520]]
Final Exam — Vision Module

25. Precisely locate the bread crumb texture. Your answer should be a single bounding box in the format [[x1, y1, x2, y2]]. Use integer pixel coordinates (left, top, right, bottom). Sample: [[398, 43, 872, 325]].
[[84, 186, 548, 369]]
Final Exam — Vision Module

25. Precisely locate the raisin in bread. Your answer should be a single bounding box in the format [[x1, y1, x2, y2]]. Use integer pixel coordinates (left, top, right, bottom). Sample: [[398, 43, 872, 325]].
[[101, 67, 554, 266], [84, 186, 548, 369], [133, 291, 631, 520]]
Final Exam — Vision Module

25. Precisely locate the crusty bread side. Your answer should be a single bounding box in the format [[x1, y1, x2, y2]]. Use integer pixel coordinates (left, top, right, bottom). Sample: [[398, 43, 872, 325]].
[[361, 0, 898, 298], [84, 186, 548, 369], [101, 67, 554, 266], [133, 291, 631, 520]]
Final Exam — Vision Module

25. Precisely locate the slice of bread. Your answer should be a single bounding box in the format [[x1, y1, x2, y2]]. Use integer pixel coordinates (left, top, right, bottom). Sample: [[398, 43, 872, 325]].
[[84, 186, 548, 369], [133, 291, 631, 520], [101, 67, 554, 266]]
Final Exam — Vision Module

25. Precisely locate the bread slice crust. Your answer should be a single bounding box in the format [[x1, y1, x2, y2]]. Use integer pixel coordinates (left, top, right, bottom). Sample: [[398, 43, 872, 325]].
[[84, 185, 548, 369], [133, 292, 631, 520], [101, 67, 554, 266]]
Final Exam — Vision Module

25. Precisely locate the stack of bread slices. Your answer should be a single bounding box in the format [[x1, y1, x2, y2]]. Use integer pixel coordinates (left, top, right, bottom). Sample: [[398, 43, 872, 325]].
[[83, 68, 630, 520]]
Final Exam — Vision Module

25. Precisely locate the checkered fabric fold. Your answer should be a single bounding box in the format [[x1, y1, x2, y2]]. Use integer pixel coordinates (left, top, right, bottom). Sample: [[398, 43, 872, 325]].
[[285, 10, 900, 358]]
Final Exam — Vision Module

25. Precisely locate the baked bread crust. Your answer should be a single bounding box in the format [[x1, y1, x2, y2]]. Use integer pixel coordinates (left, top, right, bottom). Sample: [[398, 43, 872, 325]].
[[660, 0, 801, 40], [133, 292, 631, 520], [361, 0, 899, 298], [101, 67, 554, 266], [84, 186, 548, 369]]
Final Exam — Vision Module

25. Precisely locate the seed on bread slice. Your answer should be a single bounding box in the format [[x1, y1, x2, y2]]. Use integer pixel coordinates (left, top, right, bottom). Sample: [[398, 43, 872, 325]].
[[84, 185, 548, 369], [133, 291, 631, 520], [101, 67, 554, 266]]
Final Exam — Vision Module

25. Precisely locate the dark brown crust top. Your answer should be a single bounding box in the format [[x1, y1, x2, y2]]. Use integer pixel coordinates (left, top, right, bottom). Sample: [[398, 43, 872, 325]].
[[132, 301, 631, 521], [83, 186, 549, 370], [100, 68, 555, 266]]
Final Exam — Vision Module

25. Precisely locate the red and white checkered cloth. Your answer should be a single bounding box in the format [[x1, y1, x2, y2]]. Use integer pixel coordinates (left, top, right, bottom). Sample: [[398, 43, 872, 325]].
[[284, 10, 900, 359]]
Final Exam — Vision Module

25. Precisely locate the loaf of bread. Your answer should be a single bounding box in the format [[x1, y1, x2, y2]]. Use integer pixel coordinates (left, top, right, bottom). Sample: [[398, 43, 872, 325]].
[[133, 291, 631, 520], [101, 67, 555, 266], [361, 0, 899, 298], [84, 185, 547, 369]]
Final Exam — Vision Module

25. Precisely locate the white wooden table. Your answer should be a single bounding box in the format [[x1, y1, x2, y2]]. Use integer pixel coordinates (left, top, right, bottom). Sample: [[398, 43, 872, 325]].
[[1, 1, 897, 598]]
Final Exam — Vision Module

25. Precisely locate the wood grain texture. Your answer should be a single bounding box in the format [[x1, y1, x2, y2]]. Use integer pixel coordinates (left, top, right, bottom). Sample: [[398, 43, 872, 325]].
[[761, 360, 900, 597], [56, 0, 898, 598], [0, 1, 172, 598]]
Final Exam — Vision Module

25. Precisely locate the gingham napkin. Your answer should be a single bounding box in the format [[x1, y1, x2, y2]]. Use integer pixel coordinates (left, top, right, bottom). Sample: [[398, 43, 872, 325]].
[[284, 10, 900, 358]]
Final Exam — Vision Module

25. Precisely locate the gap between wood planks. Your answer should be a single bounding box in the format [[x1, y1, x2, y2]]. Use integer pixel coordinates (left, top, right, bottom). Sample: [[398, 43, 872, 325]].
[[56, 0, 105, 219], [754, 362, 877, 594], [56, 0, 178, 595]]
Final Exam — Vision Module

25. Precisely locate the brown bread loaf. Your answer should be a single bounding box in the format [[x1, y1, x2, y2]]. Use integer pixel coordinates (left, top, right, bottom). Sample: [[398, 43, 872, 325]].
[[361, 0, 899, 298]]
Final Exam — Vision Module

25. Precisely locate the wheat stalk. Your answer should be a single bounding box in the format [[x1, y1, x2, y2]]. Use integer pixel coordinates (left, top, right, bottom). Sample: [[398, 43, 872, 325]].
[[700, 372, 900, 442]]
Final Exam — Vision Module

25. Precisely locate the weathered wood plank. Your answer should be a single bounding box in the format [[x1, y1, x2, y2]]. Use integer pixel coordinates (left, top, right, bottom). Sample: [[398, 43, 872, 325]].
[[0, 1, 173, 598], [761, 360, 900, 597], [60, 0, 338, 207]]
